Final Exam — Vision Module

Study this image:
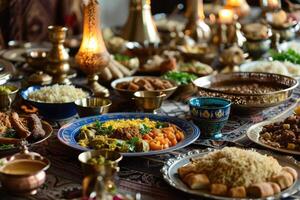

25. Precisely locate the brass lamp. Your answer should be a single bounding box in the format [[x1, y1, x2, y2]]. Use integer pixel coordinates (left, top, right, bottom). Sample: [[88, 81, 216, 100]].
[[122, 0, 160, 44], [184, 0, 211, 43], [76, 0, 110, 97]]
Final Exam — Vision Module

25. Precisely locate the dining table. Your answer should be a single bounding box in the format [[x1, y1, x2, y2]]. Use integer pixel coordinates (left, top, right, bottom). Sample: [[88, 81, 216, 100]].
[[0, 67, 299, 200]]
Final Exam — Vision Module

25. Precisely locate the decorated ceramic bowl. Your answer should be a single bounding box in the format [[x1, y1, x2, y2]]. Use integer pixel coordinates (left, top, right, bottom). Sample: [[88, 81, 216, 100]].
[[188, 97, 231, 139]]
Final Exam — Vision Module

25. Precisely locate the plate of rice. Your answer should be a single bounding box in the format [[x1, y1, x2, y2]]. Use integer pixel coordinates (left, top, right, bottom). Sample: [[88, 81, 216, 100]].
[[21, 84, 91, 119], [162, 147, 300, 199]]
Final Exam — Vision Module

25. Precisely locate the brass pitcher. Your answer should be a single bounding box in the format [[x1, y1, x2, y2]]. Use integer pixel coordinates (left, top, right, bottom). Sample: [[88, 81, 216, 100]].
[[122, 0, 160, 44], [184, 0, 211, 43]]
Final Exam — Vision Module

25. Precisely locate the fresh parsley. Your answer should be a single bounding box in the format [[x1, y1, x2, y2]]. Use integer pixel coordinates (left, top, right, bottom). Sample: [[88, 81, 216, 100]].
[[127, 137, 139, 152], [94, 121, 113, 135], [156, 122, 168, 129], [139, 124, 151, 135]]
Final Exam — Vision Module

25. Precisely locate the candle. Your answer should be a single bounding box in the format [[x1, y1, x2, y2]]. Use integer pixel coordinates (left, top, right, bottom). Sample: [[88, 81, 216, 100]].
[[219, 9, 234, 24], [226, 0, 242, 7]]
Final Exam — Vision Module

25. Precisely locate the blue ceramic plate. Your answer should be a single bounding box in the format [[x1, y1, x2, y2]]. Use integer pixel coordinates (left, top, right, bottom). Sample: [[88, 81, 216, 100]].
[[57, 113, 200, 156]]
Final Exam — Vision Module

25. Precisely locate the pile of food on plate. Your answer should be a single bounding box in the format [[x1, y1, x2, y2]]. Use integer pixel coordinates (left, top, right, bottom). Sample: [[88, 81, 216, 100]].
[[77, 118, 185, 152], [28, 84, 88, 103], [0, 112, 46, 150], [179, 61, 213, 76], [210, 81, 285, 94], [178, 147, 297, 198], [259, 114, 300, 150], [241, 60, 300, 77], [162, 71, 197, 86], [99, 54, 139, 81], [115, 77, 175, 92], [271, 49, 300, 65]]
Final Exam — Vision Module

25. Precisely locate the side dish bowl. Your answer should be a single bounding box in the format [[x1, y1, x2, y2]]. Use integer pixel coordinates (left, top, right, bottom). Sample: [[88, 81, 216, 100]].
[[20, 85, 91, 120], [111, 76, 178, 100]]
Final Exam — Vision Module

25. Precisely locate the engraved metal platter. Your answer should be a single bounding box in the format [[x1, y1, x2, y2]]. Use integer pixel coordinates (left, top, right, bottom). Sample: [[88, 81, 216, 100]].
[[247, 101, 300, 155], [161, 148, 300, 200], [193, 72, 298, 112]]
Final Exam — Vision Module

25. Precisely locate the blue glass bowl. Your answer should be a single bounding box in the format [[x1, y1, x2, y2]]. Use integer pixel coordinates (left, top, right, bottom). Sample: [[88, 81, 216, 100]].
[[20, 85, 91, 120], [188, 97, 231, 139]]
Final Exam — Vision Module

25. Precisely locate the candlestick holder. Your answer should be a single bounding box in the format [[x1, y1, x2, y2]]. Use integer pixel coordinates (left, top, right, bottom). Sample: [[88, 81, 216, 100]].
[[75, 0, 110, 97], [184, 0, 211, 43], [47, 26, 71, 85]]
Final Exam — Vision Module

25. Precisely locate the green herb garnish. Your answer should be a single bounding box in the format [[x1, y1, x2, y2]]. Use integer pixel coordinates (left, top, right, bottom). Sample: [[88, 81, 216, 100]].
[[114, 54, 131, 62], [162, 71, 197, 85], [156, 122, 168, 129], [127, 137, 140, 152], [271, 49, 300, 64], [94, 121, 113, 135], [139, 124, 151, 135]]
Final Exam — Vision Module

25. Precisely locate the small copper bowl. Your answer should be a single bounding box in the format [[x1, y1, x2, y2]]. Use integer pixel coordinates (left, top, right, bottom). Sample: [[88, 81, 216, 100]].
[[0, 150, 50, 196], [75, 97, 112, 118], [133, 91, 166, 113]]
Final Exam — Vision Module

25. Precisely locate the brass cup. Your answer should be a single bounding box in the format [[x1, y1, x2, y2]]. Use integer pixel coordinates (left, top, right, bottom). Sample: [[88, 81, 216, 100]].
[[78, 150, 122, 195], [133, 91, 166, 114], [0, 150, 50, 196], [0, 85, 19, 111], [75, 97, 112, 118]]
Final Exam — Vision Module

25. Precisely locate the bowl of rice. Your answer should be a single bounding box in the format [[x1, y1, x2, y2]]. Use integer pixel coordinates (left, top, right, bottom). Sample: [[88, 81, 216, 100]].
[[20, 84, 91, 119]]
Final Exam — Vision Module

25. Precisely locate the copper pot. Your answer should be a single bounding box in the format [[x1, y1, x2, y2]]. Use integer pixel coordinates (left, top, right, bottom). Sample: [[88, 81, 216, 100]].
[[0, 147, 50, 196]]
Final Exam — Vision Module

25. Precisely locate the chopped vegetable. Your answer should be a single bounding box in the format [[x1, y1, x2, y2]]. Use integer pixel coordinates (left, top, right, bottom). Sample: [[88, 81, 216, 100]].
[[162, 71, 197, 85], [114, 54, 131, 62], [139, 124, 151, 135], [0, 86, 12, 94], [271, 49, 300, 64], [127, 137, 139, 152], [87, 155, 112, 165]]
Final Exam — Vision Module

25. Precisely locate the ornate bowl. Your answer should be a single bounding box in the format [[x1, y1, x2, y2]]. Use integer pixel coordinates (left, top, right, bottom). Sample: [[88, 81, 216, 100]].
[[188, 97, 231, 139], [193, 72, 298, 113]]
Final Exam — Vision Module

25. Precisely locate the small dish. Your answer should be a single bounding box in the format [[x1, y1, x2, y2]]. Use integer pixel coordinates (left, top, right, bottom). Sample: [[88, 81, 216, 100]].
[[111, 76, 178, 99], [0, 85, 19, 111], [0, 147, 50, 195], [188, 97, 231, 139], [75, 97, 112, 118], [133, 91, 166, 113]]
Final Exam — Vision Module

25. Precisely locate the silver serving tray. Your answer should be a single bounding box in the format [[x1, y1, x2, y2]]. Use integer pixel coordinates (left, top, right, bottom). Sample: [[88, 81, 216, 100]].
[[161, 148, 300, 200]]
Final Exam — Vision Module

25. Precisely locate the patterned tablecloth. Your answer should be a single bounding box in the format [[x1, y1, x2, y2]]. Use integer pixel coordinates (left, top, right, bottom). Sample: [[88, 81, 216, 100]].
[[1, 84, 300, 200]]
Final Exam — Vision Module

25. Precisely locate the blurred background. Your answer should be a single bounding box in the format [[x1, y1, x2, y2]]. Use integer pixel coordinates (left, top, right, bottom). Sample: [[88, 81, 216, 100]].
[[0, 0, 297, 47]]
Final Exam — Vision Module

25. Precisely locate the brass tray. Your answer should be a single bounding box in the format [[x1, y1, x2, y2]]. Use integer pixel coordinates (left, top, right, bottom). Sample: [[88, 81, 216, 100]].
[[193, 72, 298, 112]]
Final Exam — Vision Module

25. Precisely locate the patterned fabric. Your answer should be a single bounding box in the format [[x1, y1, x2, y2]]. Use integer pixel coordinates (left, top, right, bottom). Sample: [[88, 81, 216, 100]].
[[0, 0, 82, 47], [1, 87, 300, 199]]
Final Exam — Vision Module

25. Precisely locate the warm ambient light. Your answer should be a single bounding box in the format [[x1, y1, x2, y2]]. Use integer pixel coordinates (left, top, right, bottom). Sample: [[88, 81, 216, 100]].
[[226, 0, 242, 7], [218, 9, 234, 24], [75, 0, 110, 97]]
